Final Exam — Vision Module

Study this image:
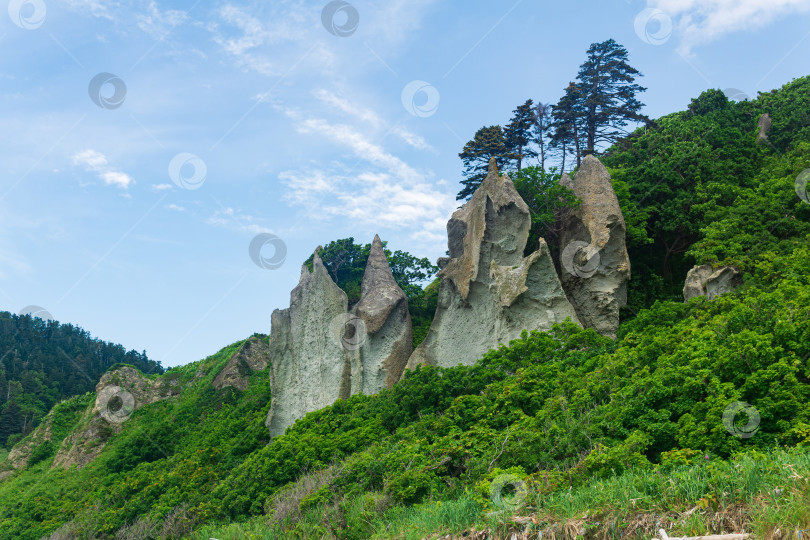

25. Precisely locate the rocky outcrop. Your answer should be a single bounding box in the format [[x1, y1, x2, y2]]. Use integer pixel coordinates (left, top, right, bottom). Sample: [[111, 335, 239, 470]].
[[683, 264, 742, 301], [5, 411, 56, 470], [757, 113, 772, 142], [405, 159, 578, 371], [352, 235, 413, 394], [4, 366, 179, 471], [266, 242, 412, 438], [51, 366, 180, 469], [559, 155, 631, 338], [213, 336, 270, 391]]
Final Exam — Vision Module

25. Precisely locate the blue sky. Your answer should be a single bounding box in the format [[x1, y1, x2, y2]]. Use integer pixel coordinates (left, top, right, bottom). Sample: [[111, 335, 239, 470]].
[[1, 0, 809, 367]]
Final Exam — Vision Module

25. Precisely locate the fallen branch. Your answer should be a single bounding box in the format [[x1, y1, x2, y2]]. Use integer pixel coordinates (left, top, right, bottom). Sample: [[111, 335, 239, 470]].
[[653, 528, 750, 540]]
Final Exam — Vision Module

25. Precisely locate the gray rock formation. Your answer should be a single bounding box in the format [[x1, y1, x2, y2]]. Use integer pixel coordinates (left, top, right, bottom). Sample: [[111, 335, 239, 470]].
[[405, 159, 578, 372], [352, 235, 413, 394], [51, 366, 180, 469], [213, 336, 270, 391], [266, 241, 412, 438], [559, 155, 631, 338], [265, 251, 350, 438], [683, 264, 742, 301], [5, 366, 180, 471], [757, 113, 772, 142]]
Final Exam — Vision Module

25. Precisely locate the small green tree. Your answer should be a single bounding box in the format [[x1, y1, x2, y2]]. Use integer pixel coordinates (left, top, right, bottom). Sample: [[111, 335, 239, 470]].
[[457, 125, 509, 200], [512, 166, 581, 258], [550, 82, 584, 173], [504, 99, 538, 172], [533, 101, 552, 171]]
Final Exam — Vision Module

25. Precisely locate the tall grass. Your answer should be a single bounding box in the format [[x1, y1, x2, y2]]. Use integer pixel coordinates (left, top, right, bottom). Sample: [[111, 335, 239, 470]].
[[197, 447, 810, 539]]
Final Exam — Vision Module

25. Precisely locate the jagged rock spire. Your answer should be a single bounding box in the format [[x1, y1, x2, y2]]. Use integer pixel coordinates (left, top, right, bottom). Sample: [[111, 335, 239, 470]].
[[405, 160, 578, 372], [559, 154, 630, 338]]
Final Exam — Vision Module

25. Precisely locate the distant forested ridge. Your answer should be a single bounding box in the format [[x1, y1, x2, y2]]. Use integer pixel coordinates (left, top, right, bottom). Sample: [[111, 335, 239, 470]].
[[0, 311, 163, 447]]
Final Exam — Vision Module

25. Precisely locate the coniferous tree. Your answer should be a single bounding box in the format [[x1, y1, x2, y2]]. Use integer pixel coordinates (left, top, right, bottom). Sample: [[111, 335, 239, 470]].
[[550, 82, 584, 173], [504, 99, 538, 172], [457, 125, 509, 200], [575, 38, 648, 154], [533, 101, 552, 171]]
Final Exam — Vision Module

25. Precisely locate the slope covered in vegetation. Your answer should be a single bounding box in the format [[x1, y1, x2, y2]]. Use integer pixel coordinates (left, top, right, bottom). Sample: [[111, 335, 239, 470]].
[[0, 313, 163, 448], [0, 77, 808, 539]]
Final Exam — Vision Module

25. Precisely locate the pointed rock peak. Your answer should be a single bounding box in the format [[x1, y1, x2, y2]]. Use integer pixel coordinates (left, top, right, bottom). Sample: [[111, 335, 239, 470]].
[[580, 153, 607, 172], [487, 157, 499, 177], [356, 235, 408, 336], [560, 172, 573, 189], [365, 235, 391, 276]]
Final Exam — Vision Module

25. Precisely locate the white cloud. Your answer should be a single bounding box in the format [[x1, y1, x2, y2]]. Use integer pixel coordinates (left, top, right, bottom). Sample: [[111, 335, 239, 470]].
[[137, 1, 189, 40], [73, 149, 107, 169], [62, 0, 114, 20], [206, 206, 266, 234], [313, 88, 382, 127], [72, 149, 133, 189], [649, 0, 810, 54], [166, 203, 185, 212], [151, 183, 174, 191], [278, 110, 454, 247], [211, 3, 333, 76], [391, 126, 434, 152], [100, 171, 134, 189], [312, 89, 434, 151]]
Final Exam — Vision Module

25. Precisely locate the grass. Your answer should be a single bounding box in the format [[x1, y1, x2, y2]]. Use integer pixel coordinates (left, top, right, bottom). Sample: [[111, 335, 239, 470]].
[[195, 447, 810, 539], [0, 447, 8, 463]]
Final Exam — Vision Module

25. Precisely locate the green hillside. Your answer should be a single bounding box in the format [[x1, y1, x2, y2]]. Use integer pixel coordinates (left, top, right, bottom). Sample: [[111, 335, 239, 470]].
[[0, 313, 163, 449], [0, 77, 809, 539]]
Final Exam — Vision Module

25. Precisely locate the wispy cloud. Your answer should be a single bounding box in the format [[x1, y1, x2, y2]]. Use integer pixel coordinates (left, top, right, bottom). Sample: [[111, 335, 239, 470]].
[[312, 89, 434, 151], [151, 183, 174, 192], [137, 0, 189, 40], [72, 149, 134, 189], [650, 0, 810, 54], [206, 206, 267, 234], [210, 3, 333, 76], [62, 0, 114, 20], [278, 108, 454, 246]]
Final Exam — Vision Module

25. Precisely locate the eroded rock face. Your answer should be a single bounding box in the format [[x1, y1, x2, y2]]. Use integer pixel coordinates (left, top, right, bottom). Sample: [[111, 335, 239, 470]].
[[265, 252, 350, 439], [559, 155, 631, 338], [6, 366, 179, 471], [213, 336, 270, 391], [683, 264, 742, 301], [405, 159, 578, 371], [6, 412, 56, 470], [757, 113, 772, 142], [266, 242, 412, 438], [352, 235, 413, 394], [51, 366, 180, 469]]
